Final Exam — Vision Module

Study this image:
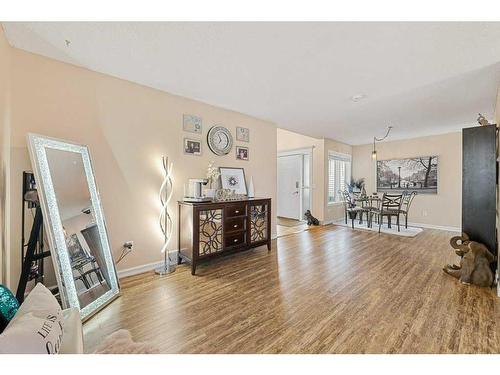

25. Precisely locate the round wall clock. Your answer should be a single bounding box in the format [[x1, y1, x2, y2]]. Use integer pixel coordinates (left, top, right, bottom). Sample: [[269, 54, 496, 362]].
[[207, 125, 233, 156]]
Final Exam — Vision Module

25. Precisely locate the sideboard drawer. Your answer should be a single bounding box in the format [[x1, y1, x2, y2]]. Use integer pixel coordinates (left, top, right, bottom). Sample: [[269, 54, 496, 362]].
[[225, 232, 246, 248], [226, 203, 246, 217], [224, 217, 246, 233]]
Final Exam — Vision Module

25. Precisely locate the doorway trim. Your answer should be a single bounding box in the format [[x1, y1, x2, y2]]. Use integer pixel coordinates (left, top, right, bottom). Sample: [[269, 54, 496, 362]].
[[277, 146, 314, 222]]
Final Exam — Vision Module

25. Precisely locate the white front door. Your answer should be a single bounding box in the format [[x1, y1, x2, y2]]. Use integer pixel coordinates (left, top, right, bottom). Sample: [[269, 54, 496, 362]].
[[277, 154, 302, 220]]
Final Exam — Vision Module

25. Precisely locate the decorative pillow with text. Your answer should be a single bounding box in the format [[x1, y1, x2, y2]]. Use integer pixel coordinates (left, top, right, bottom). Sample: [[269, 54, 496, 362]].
[[0, 283, 64, 354]]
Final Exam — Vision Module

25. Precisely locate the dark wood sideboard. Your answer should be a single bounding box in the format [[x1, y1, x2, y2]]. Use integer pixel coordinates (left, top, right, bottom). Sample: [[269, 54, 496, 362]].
[[177, 198, 272, 275]]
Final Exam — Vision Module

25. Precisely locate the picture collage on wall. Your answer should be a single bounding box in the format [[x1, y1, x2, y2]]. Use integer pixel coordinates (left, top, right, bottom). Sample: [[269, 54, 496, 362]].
[[182, 113, 250, 160]]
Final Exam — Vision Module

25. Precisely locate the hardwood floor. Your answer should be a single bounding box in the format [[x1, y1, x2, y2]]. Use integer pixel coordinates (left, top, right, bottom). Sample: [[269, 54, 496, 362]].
[[276, 222, 309, 237], [83, 225, 500, 353]]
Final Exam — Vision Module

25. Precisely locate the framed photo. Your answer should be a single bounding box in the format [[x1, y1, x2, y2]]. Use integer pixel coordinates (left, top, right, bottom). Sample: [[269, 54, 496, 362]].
[[236, 146, 249, 161], [183, 114, 202, 134], [65, 233, 87, 262], [184, 137, 202, 156], [377, 156, 438, 194], [236, 127, 250, 142], [219, 167, 247, 195]]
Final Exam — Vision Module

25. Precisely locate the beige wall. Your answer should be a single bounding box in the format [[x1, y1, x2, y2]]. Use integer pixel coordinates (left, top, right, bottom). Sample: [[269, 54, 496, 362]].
[[0, 26, 11, 284], [4, 45, 277, 287], [352, 132, 462, 230], [276, 128, 351, 223]]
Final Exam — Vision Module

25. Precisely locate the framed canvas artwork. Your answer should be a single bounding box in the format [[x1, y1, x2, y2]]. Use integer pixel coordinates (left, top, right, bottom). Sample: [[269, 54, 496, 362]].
[[219, 167, 247, 195], [236, 146, 249, 161], [377, 156, 438, 194], [184, 137, 202, 156], [183, 114, 202, 134], [236, 127, 250, 142]]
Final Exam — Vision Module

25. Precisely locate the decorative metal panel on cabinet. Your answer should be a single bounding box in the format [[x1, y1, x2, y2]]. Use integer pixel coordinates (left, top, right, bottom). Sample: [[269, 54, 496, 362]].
[[178, 198, 272, 274], [462, 125, 497, 271]]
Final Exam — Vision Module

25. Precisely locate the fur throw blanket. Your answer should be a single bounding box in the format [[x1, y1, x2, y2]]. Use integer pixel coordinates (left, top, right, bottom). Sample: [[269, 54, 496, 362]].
[[93, 329, 161, 354]]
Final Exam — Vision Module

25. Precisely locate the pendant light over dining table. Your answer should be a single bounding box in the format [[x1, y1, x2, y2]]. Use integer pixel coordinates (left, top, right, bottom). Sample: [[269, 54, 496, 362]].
[[372, 126, 393, 160]]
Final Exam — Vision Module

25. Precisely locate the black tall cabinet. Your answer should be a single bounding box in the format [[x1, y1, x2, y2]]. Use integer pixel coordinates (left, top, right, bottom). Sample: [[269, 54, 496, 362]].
[[462, 125, 497, 267]]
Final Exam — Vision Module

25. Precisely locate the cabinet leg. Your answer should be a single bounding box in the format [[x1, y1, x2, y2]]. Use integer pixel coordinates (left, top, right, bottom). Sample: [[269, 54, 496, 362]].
[[267, 240, 271, 251], [177, 252, 182, 265], [191, 264, 196, 275]]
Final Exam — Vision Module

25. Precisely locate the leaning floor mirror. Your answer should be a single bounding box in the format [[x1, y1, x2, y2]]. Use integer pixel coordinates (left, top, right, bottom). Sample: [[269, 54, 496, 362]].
[[28, 134, 120, 321]]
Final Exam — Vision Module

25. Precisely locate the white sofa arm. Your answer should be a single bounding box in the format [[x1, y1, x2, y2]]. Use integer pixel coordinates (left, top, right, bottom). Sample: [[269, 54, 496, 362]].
[[59, 307, 83, 354]]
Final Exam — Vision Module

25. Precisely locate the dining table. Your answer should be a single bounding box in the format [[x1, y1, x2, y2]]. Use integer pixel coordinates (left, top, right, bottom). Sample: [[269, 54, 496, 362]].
[[352, 195, 381, 227], [353, 195, 381, 205]]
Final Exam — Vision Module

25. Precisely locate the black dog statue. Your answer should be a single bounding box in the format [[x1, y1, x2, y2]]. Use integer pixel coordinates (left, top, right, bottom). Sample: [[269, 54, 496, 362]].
[[304, 210, 319, 226]]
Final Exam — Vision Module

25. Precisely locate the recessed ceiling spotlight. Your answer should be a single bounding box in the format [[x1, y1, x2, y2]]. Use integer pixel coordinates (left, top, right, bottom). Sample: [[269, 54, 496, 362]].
[[351, 94, 366, 102]]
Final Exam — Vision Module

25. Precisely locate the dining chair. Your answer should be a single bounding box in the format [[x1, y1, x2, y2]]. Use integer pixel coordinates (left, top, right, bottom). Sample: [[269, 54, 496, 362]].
[[339, 190, 363, 229], [399, 191, 417, 229], [370, 193, 403, 233], [361, 195, 380, 228]]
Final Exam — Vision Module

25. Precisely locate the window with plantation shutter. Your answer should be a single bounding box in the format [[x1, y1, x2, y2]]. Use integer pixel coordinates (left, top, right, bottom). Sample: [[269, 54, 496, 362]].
[[328, 152, 351, 203]]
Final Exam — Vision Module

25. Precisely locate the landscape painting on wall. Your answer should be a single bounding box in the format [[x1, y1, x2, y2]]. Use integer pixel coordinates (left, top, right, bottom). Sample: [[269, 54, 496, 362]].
[[377, 156, 438, 194]]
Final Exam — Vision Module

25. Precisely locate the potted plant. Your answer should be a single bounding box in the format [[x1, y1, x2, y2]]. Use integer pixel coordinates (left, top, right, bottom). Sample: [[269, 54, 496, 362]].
[[348, 178, 365, 194], [346, 195, 358, 220], [205, 161, 220, 198]]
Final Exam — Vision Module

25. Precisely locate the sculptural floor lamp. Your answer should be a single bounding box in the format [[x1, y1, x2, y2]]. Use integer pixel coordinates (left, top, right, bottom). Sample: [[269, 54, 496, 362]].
[[155, 156, 176, 275]]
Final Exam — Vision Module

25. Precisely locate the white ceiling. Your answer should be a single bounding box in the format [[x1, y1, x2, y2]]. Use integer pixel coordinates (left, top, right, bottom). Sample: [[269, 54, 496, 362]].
[[3, 22, 500, 144]]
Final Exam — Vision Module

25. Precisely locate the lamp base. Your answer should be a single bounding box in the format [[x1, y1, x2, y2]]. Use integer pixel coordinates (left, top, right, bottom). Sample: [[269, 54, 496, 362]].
[[155, 252, 177, 275], [155, 262, 176, 275]]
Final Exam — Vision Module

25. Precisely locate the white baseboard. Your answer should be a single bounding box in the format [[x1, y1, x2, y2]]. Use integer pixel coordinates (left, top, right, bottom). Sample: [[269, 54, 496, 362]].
[[117, 260, 164, 279], [117, 250, 179, 279], [117, 235, 279, 279], [330, 219, 460, 233], [406, 222, 460, 232]]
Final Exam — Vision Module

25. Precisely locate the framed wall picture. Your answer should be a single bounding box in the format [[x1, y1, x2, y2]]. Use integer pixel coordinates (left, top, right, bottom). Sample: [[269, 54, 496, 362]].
[[236, 146, 249, 161], [377, 156, 438, 194], [219, 167, 247, 195], [236, 127, 250, 142], [65, 234, 87, 262], [183, 114, 202, 134], [184, 137, 202, 156]]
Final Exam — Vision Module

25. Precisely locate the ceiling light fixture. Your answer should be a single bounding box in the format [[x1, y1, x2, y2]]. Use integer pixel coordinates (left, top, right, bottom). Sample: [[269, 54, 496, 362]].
[[372, 126, 393, 160], [351, 94, 366, 102]]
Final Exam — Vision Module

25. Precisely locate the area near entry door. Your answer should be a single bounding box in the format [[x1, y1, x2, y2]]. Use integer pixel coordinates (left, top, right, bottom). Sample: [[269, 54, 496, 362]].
[[277, 154, 303, 220]]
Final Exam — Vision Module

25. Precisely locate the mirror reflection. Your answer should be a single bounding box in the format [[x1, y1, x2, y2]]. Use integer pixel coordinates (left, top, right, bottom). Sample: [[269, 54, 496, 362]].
[[46, 148, 111, 308]]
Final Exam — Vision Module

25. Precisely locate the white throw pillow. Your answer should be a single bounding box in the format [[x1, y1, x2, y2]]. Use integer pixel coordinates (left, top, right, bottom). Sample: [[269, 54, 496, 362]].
[[0, 283, 64, 354]]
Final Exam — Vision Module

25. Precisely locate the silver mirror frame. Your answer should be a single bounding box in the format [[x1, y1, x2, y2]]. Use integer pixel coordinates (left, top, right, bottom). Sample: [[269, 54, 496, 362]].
[[27, 133, 120, 321]]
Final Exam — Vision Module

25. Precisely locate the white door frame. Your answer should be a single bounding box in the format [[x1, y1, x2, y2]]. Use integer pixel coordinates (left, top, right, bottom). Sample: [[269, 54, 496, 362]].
[[277, 147, 314, 221]]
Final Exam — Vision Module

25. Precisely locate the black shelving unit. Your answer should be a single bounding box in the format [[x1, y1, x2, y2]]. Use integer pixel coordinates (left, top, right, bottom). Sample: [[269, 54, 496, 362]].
[[462, 125, 498, 272], [16, 171, 51, 303]]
